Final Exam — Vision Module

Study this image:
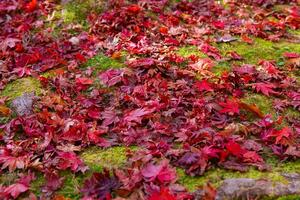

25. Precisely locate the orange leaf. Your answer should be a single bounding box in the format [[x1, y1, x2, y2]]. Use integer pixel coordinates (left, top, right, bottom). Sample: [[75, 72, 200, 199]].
[[52, 195, 71, 200], [0, 105, 11, 116], [241, 34, 253, 44], [111, 51, 122, 60]]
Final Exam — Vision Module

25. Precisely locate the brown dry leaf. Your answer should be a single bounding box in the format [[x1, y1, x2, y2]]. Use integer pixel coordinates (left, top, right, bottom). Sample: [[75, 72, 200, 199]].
[[201, 183, 217, 200], [219, 123, 249, 137], [239, 101, 264, 118], [286, 57, 300, 67]]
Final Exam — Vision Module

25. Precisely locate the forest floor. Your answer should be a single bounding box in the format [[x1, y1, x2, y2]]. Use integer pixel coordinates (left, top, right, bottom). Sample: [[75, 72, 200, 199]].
[[0, 0, 300, 199]]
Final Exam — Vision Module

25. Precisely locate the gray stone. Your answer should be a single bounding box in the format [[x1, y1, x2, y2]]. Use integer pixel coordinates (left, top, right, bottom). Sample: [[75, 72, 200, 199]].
[[214, 175, 300, 200], [11, 92, 35, 116]]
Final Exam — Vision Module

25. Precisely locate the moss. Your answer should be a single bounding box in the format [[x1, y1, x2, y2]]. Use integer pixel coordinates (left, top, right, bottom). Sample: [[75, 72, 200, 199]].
[[212, 61, 231, 76], [215, 38, 300, 64], [284, 108, 300, 119], [30, 145, 136, 198], [176, 46, 207, 58], [56, 171, 85, 200], [61, 0, 104, 25], [241, 93, 274, 116], [30, 173, 45, 196], [0, 172, 19, 186], [0, 77, 42, 101], [287, 29, 300, 36], [276, 195, 300, 200], [278, 160, 300, 173], [84, 53, 125, 72], [80, 146, 138, 171]]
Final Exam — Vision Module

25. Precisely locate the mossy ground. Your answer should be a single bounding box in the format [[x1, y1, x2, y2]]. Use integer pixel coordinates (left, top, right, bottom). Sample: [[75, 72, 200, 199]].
[[84, 52, 126, 73], [177, 37, 300, 77], [42, 0, 106, 37], [0, 38, 299, 200], [241, 93, 274, 116], [215, 38, 300, 65], [80, 146, 137, 171], [28, 146, 137, 199], [176, 46, 207, 58], [1, 1, 300, 198]]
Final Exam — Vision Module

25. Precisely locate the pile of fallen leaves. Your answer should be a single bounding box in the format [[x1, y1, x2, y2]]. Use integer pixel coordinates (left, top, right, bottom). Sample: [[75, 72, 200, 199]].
[[0, 0, 299, 199]]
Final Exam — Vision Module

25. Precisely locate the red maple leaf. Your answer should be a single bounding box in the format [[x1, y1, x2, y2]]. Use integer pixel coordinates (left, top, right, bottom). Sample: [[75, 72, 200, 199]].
[[225, 141, 245, 157], [4, 183, 28, 199], [141, 160, 176, 184], [2, 172, 35, 199], [195, 80, 213, 92], [124, 108, 155, 123], [25, 0, 37, 12], [127, 4, 141, 14], [252, 82, 278, 96], [56, 152, 87, 173], [148, 188, 176, 200], [268, 127, 294, 145], [219, 100, 240, 115], [0, 151, 30, 172], [75, 77, 93, 85]]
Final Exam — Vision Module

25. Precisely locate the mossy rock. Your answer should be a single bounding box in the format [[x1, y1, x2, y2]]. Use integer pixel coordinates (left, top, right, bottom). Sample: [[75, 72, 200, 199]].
[[177, 159, 300, 192], [56, 171, 85, 199], [0, 77, 42, 102]]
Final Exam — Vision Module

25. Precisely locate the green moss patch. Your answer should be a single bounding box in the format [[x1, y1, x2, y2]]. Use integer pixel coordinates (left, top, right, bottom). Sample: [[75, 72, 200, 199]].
[[0, 77, 42, 101], [30, 172, 46, 197], [61, 0, 103, 24], [84, 53, 125, 72], [212, 61, 231, 76], [56, 171, 85, 199], [215, 38, 300, 64], [284, 107, 300, 119], [80, 146, 137, 171], [176, 46, 207, 58], [0, 172, 19, 186], [59, 0, 104, 25]]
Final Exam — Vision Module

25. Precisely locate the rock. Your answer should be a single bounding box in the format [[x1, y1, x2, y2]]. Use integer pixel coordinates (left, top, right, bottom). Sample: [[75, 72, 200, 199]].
[[11, 92, 35, 116], [69, 36, 80, 45], [216, 35, 237, 43], [215, 175, 300, 200]]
